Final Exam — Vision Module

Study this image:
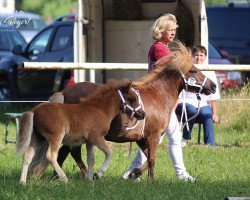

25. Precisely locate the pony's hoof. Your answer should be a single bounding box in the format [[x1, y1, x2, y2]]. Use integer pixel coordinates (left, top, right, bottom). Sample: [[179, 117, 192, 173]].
[[93, 173, 100, 180]]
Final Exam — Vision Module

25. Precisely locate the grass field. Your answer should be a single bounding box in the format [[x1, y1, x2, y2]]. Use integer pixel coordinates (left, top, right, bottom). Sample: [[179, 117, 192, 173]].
[[0, 85, 249, 200]]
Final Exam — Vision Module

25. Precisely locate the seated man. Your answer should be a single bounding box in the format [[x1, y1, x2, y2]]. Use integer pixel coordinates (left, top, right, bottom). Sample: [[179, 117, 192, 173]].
[[176, 45, 220, 147]]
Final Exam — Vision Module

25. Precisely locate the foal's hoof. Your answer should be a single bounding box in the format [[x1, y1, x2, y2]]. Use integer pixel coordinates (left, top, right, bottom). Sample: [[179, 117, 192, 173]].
[[19, 180, 26, 186], [93, 173, 100, 180], [59, 176, 68, 183]]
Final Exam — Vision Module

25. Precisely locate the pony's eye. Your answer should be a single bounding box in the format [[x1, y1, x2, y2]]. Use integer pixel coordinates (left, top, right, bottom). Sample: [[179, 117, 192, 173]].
[[189, 70, 197, 74], [130, 97, 136, 102]]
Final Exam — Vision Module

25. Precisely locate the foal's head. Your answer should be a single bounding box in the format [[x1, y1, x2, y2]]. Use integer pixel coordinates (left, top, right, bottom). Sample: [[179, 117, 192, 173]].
[[114, 79, 146, 120]]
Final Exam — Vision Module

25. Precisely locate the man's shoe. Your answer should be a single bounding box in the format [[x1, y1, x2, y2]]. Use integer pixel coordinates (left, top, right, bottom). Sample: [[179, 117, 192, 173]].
[[181, 139, 188, 147]]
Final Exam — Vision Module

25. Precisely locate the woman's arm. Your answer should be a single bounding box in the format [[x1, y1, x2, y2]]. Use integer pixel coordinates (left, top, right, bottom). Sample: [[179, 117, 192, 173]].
[[210, 100, 219, 123]]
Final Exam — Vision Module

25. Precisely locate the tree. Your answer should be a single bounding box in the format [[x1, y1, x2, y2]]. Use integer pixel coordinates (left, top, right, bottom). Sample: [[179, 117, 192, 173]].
[[21, 0, 77, 22], [204, 0, 227, 6]]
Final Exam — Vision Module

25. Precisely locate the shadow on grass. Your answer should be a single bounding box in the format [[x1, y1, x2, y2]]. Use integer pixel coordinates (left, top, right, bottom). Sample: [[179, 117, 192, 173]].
[[187, 142, 250, 149], [0, 172, 249, 200]]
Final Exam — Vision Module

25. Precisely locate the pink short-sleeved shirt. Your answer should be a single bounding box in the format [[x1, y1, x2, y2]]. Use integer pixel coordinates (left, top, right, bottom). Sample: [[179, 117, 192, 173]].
[[148, 41, 171, 72]]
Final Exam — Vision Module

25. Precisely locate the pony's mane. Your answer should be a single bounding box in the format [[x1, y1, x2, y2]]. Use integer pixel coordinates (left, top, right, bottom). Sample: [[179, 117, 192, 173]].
[[133, 41, 193, 87]]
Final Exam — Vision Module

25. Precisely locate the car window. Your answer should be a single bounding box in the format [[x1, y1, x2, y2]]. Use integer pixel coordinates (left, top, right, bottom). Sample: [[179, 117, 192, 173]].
[[208, 43, 221, 59], [0, 30, 26, 51], [28, 28, 53, 54], [51, 25, 72, 51], [228, 72, 241, 80]]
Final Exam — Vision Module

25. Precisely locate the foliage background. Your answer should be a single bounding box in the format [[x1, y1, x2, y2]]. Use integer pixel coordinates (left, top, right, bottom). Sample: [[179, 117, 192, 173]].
[[17, 0, 78, 22]]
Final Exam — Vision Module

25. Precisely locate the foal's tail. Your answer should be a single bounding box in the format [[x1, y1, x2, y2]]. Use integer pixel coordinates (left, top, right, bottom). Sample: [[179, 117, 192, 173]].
[[16, 111, 34, 156], [48, 92, 64, 103]]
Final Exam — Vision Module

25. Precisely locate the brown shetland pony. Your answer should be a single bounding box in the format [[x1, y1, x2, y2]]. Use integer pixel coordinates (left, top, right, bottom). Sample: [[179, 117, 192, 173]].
[[16, 79, 145, 185], [49, 42, 217, 181]]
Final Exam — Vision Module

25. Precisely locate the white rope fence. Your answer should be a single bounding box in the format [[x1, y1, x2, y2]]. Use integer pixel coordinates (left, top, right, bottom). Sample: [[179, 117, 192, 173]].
[[0, 62, 247, 103], [23, 62, 250, 71]]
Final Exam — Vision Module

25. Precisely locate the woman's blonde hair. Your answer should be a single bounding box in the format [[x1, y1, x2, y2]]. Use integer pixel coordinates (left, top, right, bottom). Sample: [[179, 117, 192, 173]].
[[150, 13, 178, 40]]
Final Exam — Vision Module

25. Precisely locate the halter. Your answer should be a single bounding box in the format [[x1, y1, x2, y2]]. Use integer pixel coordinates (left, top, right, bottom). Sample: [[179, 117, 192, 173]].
[[180, 73, 208, 131], [182, 74, 208, 93], [117, 88, 143, 118], [117, 88, 146, 135]]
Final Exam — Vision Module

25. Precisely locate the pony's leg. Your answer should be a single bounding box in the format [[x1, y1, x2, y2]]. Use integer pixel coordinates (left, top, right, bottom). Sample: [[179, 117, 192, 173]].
[[70, 145, 88, 177], [20, 145, 35, 185], [52, 145, 71, 178], [134, 136, 160, 181], [146, 135, 160, 181], [46, 142, 68, 183], [130, 141, 149, 179], [86, 142, 95, 181], [92, 137, 112, 180], [57, 145, 71, 167]]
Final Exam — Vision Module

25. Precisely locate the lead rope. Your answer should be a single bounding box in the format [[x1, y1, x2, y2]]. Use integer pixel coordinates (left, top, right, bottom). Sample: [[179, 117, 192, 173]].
[[180, 94, 201, 132], [180, 90, 190, 132]]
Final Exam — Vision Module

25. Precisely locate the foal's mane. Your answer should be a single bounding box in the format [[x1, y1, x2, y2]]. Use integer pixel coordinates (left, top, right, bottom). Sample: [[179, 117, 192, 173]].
[[133, 41, 193, 87], [80, 79, 131, 103]]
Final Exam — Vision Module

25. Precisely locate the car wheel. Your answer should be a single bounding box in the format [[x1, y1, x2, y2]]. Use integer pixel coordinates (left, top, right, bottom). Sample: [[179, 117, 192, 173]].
[[0, 84, 10, 101]]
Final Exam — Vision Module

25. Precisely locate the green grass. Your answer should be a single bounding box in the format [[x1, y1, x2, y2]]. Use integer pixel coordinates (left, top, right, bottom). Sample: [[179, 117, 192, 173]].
[[0, 86, 250, 200]]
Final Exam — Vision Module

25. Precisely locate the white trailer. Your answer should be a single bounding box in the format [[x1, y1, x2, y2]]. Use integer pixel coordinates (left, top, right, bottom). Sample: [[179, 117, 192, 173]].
[[73, 0, 209, 83], [24, 0, 250, 82]]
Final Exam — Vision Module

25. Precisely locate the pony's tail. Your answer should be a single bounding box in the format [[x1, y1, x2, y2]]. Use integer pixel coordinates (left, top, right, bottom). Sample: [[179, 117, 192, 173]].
[[29, 140, 50, 177], [16, 111, 34, 156], [48, 92, 64, 103]]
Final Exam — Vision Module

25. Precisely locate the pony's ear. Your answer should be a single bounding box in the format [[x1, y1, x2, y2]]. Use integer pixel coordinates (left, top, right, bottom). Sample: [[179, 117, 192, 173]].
[[120, 79, 132, 94]]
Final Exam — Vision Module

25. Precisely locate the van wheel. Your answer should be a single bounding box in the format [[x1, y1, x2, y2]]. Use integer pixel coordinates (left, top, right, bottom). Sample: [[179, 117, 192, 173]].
[[0, 84, 10, 101]]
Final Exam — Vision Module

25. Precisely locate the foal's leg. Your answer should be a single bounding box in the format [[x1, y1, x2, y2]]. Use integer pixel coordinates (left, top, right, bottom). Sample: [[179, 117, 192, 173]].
[[52, 145, 71, 178], [46, 141, 68, 183], [86, 142, 95, 181], [20, 145, 35, 185], [92, 137, 112, 180]]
